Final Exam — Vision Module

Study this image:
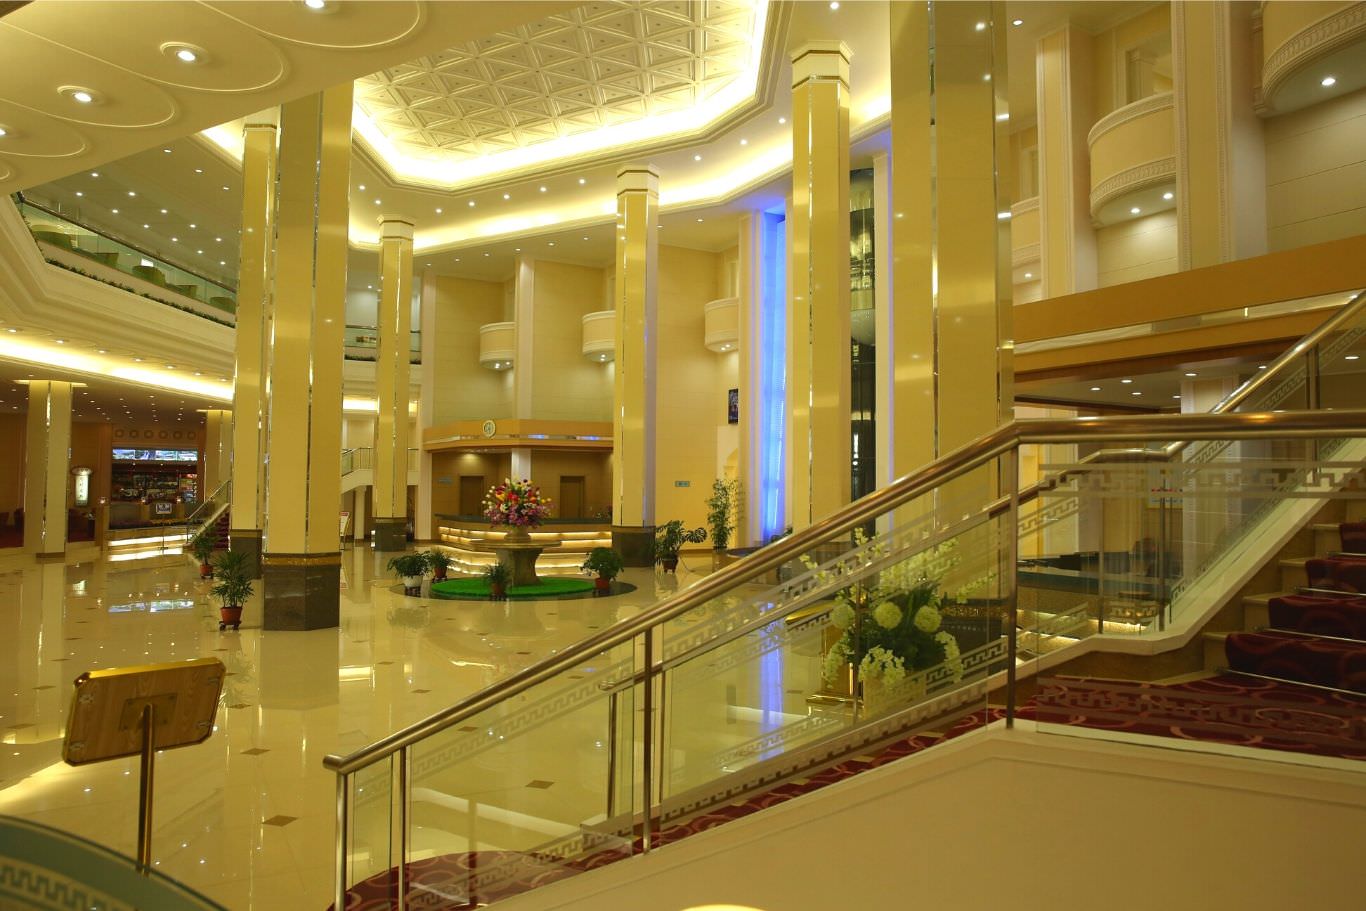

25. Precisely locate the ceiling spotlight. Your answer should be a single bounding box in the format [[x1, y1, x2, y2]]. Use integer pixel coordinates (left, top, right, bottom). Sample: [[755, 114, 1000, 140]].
[[1023, 272, 1033, 279], [539, 186, 547, 193], [142, 224, 149, 229], [547, 242, 556, 247], [0, 126, 7, 138], [219, 260, 225, 265], [176, 48, 198, 63], [696, 217, 704, 223], [577, 178, 586, 185], [189, 224, 196, 229], [127, 190, 136, 197], [483, 252, 490, 257], [75, 191, 83, 197], [829, 1, 839, 8], [1321, 75, 1337, 87], [194, 168, 203, 174], [358, 184, 366, 191], [1345, 355, 1360, 361], [111, 208, 119, 214], [1121, 378, 1133, 384], [162, 148, 172, 154], [1172, 395, 1181, 400], [222, 185, 229, 191], [693, 154, 702, 162], [975, 21, 986, 31], [1163, 192, 1174, 201], [513, 248, 521, 253], [1258, 365, 1268, 370], [160, 208, 168, 214], [1090, 386, 1100, 392], [55, 339, 65, 344], [1130, 207, 1141, 215], [305, 0, 327, 8], [132, 357, 143, 363], [582, 236, 589, 241], [739, 138, 749, 146], [502, 193, 510, 200], [778, 116, 787, 124], [90, 171, 98, 178], [214, 236, 221, 242], [171, 237, 178, 242], [374, 199, 381, 205], [1131, 391, 1142, 396], [66, 88, 96, 104], [1184, 372, 1197, 377], [1012, 18, 1024, 26], [435, 207, 443, 214], [468, 200, 476, 207]]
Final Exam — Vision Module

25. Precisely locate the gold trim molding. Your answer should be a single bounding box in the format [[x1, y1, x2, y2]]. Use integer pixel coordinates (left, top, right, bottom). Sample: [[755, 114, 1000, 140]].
[[1089, 156, 1177, 221], [261, 552, 341, 567], [1259, 2, 1366, 114]]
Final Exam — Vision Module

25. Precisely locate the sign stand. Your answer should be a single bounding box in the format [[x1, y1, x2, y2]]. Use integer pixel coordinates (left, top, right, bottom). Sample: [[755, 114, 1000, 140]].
[[63, 658, 225, 871]]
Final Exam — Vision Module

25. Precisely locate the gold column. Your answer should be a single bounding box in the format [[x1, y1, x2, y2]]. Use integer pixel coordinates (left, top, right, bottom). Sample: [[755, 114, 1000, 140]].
[[889, 2, 1012, 486], [22, 380, 73, 559], [611, 164, 658, 566], [1036, 25, 1097, 296], [1171, 0, 1266, 269], [373, 214, 414, 552], [230, 120, 277, 577], [261, 85, 352, 630], [788, 41, 851, 530], [201, 409, 233, 496]]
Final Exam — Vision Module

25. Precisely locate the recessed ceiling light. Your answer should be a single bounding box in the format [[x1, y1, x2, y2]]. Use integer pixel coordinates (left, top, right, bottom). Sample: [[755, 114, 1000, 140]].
[[696, 217, 703, 223], [577, 178, 586, 185], [1023, 272, 1033, 279], [996, 211, 1010, 220], [1012, 18, 1024, 26], [1346, 355, 1360, 361], [0, 126, 7, 138], [127, 191, 136, 197], [975, 21, 986, 31], [1258, 365, 1267, 370], [1130, 207, 1141, 215], [171, 236, 178, 242], [160, 208, 168, 214], [483, 252, 490, 257], [778, 116, 787, 124], [693, 154, 702, 162], [222, 185, 229, 191], [539, 186, 547, 193], [829, 1, 839, 8], [358, 184, 366, 191], [142, 224, 149, 229], [90, 171, 98, 178], [1090, 386, 1100, 392], [547, 242, 555, 247], [6, 328, 16, 334], [215, 236, 221, 242], [1120, 378, 1133, 384], [196, 249, 203, 254], [582, 236, 589, 241], [739, 138, 748, 145], [132, 357, 143, 363], [435, 207, 443, 214], [65, 87, 96, 104], [513, 248, 520, 253], [468, 200, 475, 207], [75, 191, 83, 197], [305, 0, 327, 8], [1131, 391, 1142, 396], [194, 168, 203, 174], [189, 224, 196, 229], [97, 348, 107, 354], [1321, 75, 1337, 87], [162, 148, 172, 154], [1185, 372, 1197, 377], [1163, 192, 1174, 201], [374, 199, 381, 205], [55, 339, 65, 344], [1172, 395, 1181, 399], [175, 48, 198, 63]]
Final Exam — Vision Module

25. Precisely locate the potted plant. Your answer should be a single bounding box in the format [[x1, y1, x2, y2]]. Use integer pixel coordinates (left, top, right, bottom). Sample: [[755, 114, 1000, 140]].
[[654, 520, 706, 573], [705, 478, 740, 551], [482, 478, 552, 542], [190, 531, 216, 579], [484, 561, 512, 599], [387, 553, 428, 595], [580, 547, 624, 593], [425, 549, 452, 581], [210, 550, 253, 631]]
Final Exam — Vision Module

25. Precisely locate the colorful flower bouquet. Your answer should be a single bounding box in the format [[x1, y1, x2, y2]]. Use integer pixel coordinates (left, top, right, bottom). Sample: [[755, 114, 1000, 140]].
[[482, 478, 552, 528]]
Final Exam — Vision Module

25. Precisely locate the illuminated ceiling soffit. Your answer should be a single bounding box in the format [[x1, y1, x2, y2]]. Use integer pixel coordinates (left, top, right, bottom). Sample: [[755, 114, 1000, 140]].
[[351, 0, 771, 190]]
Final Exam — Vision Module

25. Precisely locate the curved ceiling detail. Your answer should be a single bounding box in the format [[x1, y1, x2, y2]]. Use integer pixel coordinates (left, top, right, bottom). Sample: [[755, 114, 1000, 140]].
[[201, 0, 427, 51], [352, 0, 773, 189]]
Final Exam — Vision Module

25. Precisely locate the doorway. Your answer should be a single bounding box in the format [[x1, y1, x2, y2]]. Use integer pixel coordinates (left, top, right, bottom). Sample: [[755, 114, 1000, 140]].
[[459, 476, 485, 516], [559, 476, 586, 519]]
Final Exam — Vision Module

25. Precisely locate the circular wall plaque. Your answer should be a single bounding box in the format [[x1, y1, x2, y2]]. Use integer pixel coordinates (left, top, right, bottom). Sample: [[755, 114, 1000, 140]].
[[481, 419, 496, 438]]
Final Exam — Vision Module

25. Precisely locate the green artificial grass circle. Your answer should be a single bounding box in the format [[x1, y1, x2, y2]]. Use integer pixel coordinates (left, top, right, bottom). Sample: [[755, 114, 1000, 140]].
[[429, 576, 597, 600]]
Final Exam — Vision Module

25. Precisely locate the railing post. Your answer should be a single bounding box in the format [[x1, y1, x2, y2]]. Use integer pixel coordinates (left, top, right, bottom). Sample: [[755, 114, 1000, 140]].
[[1005, 448, 1020, 728], [397, 748, 408, 911], [335, 772, 349, 911], [605, 691, 618, 820], [640, 627, 655, 853], [1157, 494, 1169, 631]]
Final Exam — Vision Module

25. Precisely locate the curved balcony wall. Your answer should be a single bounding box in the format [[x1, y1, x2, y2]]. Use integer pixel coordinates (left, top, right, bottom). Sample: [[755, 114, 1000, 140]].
[[478, 321, 515, 371], [703, 297, 739, 353], [1260, 1, 1366, 115], [581, 310, 615, 362], [1087, 92, 1176, 224]]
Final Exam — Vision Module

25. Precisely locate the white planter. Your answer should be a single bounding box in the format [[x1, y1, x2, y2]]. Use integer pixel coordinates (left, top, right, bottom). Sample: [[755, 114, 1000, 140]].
[[402, 575, 423, 591]]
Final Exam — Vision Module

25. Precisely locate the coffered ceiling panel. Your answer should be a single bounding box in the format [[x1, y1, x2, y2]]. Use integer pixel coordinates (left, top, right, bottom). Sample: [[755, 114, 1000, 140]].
[[353, 0, 768, 184]]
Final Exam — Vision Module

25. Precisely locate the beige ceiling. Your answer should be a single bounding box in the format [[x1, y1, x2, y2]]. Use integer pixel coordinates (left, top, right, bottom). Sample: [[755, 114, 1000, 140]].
[[356, 0, 763, 173], [0, 0, 574, 194], [0, 356, 222, 426]]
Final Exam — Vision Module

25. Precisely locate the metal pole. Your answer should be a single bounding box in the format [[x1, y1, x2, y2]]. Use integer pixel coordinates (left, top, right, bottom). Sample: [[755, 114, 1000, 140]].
[[605, 691, 618, 819], [1004, 449, 1020, 728], [640, 628, 654, 853], [136, 703, 155, 871], [1157, 494, 1169, 632], [335, 773, 349, 911], [397, 747, 409, 911]]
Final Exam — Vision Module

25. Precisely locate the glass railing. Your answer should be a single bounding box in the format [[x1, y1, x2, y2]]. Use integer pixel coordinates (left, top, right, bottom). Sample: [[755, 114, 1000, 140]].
[[181, 479, 231, 555], [341, 448, 418, 475], [323, 293, 1366, 907], [343, 324, 422, 360], [0, 815, 227, 910], [14, 197, 237, 317]]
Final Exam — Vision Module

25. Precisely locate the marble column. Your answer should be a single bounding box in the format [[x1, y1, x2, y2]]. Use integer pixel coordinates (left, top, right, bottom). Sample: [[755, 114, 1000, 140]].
[[611, 164, 659, 566], [230, 119, 278, 578], [373, 214, 415, 553], [888, 1, 1012, 491], [23, 380, 73, 559], [201, 409, 233, 497], [788, 41, 851, 530], [1171, 0, 1267, 269], [1036, 24, 1098, 296], [261, 85, 352, 631]]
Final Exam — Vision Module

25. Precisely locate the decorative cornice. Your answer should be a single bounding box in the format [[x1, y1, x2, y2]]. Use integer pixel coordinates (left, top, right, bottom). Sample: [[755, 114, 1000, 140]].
[[1087, 91, 1175, 149], [1261, 2, 1366, 113], [1011, 242, 1041, 269], [1010, 196, 1040, 217], [1090, 156, 1177, 220]]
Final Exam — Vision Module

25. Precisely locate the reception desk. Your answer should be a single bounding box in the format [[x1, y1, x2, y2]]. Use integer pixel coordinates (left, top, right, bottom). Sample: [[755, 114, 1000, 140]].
[[434, 517, 612, 576]]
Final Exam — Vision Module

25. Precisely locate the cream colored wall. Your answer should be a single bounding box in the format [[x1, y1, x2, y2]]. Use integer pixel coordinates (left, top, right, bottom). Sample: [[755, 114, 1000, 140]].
[[1096, 211, 1178, 287], [429, 451, 510, 517], [529, 260, 613, 422], [1265, 86, 1366, 251], [343, 416, 374, 449], [1008, 126, 1039, 203], [1090, 3, 1171, 119], [432, 275, 513, 424], [654, 244, 735, 535]]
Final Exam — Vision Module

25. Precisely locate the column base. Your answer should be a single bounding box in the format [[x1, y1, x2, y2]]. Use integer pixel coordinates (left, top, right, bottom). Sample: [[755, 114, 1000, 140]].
[[229, 529, 264, 579], [372, 517, 408, 552], [611, 525, 656, 568], [262, 554, 340, 630]]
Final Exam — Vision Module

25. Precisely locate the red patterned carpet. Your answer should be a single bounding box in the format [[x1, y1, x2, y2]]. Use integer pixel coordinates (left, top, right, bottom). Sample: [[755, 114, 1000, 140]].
[[1268, 594, 1366, 640]]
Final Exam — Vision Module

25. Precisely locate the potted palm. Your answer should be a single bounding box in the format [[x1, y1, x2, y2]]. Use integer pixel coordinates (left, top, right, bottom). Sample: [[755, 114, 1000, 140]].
[[580, 547, 624, 593], [425, 549, 452, 581], [210, 550, 253, 630], [484, 561, 512, 599], [190, 531, 216, 579], [654, 520, 706, 573], [705, 478, 739, 552], [387, 553, 428, 595]]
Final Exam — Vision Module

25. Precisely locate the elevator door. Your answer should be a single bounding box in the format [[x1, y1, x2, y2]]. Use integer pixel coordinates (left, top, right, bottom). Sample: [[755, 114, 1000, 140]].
[[459, 476, 485, 516]]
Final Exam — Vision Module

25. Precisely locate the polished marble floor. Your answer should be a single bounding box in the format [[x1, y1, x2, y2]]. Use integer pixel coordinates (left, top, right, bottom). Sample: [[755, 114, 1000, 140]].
[[0, 544, 716, 910]]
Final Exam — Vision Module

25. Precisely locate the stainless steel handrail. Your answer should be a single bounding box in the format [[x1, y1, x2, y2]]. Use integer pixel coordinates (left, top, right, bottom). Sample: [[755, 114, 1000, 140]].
[[322, 407, 1366, 776]]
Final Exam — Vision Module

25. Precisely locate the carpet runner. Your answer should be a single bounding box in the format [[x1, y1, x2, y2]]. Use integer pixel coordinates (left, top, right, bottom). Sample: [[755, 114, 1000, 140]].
[[1305, 556, 1366, 593], [1224, 631, 1366, 693], [1267, 594, 1366, 641], [1340, 521, 1366, 553]]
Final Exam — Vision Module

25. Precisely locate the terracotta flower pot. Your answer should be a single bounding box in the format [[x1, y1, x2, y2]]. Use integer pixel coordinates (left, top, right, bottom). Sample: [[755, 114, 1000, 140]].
[[433, 566, 448, 581], [490, 582, 508, 600], [219, 605, 242, 631], [594, 576, 611, 593], [661, 556, 679, 573], [199, 562, 214, 579]]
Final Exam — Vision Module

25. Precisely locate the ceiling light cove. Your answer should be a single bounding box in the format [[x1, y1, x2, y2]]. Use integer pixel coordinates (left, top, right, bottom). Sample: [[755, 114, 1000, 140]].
[[349, 0, 771, 190]]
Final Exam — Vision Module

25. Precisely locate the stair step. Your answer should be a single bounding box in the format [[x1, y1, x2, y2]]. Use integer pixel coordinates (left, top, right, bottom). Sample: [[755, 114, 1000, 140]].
[[1312, 523, 1343, 557], [1201, 632, 1229, 673], [1279, 556, 1309, 591], [1348, 500, 1366, 523]]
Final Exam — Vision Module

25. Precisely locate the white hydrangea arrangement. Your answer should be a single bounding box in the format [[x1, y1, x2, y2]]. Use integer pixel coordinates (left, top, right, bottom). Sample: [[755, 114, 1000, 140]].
[[804, 535, 972, 691]]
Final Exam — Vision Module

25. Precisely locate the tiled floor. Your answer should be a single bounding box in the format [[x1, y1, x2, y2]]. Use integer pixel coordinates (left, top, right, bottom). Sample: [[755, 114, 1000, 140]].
[[0, 545, 712, 910]]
